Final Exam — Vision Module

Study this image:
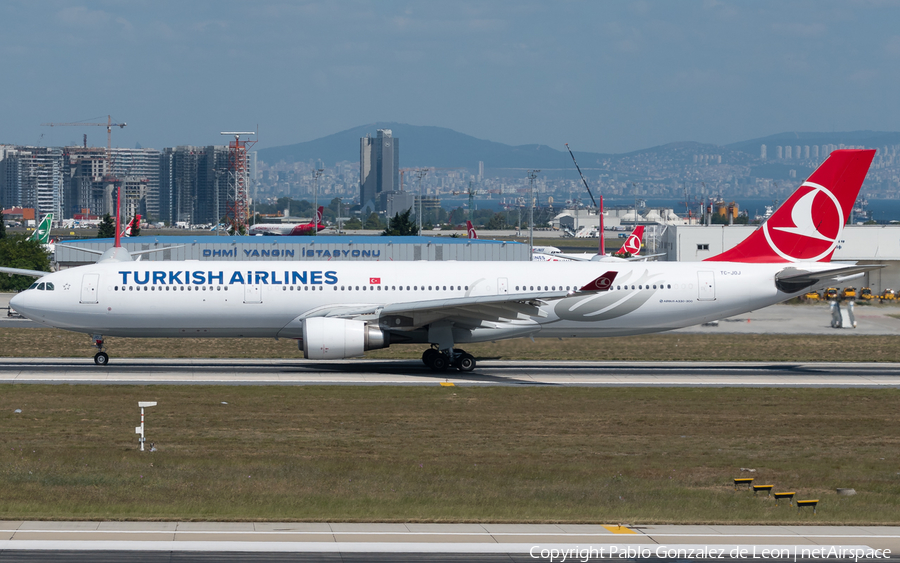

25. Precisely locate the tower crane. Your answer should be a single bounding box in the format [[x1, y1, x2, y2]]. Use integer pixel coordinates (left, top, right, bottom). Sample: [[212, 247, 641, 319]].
[[41, 115, 128, 236], [41, 115, 127, 167]]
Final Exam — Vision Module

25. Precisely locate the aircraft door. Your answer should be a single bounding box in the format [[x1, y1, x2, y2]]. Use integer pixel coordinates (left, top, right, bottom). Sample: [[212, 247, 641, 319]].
[[497, 278, 508, 295], [697, 271, 716, 301], [244, 284, 262, 304], [80, 273, 99, 304]]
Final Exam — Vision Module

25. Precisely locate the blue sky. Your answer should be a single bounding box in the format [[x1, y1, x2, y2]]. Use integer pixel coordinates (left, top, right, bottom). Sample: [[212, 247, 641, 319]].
[[2, 1, 899, 154]]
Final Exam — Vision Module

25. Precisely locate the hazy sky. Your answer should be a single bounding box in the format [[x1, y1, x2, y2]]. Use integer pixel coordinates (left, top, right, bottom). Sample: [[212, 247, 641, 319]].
[[2, 1, 899, 155]]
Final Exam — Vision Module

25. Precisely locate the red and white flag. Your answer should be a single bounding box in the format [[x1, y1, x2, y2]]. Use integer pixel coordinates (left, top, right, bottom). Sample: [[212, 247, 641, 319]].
[[369, 277, 381, 284]]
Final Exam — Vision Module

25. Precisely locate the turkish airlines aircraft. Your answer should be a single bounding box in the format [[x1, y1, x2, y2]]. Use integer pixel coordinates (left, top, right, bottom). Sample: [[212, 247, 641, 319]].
[[532, 225, 648, 262], [5, 150, 879, 371], [122, 214, 141, 237], [248, 206, 326, 236]]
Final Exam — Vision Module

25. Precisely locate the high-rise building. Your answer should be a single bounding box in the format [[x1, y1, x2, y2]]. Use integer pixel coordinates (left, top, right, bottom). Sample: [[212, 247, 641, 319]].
[[760, 145, 767, 160], [159, 145, 235, 225], [360, 129, 400, 212], [0, 146, 65, 220], [785, 146, 793, 159], [776, 146, 783, 159], [110, 148, 162, 220]]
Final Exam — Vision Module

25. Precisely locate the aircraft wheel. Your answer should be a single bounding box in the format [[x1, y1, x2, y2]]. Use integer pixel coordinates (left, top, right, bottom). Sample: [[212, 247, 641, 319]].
[[456, 353, 476, 372], [94, 352, 109, 366], [429, 353, 449, 371], [422, 348, 439, 367]]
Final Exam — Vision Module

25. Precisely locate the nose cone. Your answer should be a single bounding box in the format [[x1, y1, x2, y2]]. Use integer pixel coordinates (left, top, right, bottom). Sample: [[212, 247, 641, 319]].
[[9, 290, 33, 317]]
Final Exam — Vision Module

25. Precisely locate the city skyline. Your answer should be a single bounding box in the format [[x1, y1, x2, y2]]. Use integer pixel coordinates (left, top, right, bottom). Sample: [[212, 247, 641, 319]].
[[1, 1, 899, 155]]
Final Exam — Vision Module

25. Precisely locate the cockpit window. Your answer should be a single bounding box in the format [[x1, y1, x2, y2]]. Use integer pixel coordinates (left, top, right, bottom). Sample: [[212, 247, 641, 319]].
[[45, 282, 54, 291], [36, 282, 45, 290], [28, 282, 38, 290]]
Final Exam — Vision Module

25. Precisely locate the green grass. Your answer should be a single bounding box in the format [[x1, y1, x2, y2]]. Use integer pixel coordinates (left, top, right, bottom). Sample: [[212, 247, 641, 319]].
[[0, 385, 898, 523], [4, 328, 900, 362]]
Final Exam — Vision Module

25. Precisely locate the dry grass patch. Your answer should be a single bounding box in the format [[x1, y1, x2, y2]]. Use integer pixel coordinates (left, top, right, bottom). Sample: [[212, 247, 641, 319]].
[[0, 385, 898, 523]]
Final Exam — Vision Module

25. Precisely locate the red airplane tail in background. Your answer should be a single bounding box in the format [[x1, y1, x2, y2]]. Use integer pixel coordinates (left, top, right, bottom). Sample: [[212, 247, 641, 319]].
[[122, 214, 141, 237], [288, 206, 326, 236], [707, 149, 875, 263], [614, 225, 644, 256], [466, 221, 478, 239]]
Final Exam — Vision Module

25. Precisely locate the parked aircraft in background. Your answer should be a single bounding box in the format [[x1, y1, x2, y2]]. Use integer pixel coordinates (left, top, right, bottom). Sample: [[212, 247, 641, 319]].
[[27, 214, 55, 254], [466, 220, 478, 239], [122, 214, 141, 237], [533, 225, 655, 262], [249, 207, 326, 236], [5, 150, 880, 373]]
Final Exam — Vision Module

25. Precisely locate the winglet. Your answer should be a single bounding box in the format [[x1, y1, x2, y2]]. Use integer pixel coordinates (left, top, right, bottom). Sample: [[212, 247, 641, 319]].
[[577, 271, 617, 293]]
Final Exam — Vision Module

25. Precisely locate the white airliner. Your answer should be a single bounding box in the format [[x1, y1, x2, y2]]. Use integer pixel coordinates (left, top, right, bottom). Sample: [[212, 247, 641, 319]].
[[5, 150, 879, 371]]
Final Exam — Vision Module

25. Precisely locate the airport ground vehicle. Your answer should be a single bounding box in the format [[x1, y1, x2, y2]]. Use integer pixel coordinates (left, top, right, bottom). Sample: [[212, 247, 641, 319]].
[[824, 287, 839, 301], [859, 287, 874, 301], [841, 287, 857, 300], [881, 289, 896, 302], [804, 291, 821, 301]]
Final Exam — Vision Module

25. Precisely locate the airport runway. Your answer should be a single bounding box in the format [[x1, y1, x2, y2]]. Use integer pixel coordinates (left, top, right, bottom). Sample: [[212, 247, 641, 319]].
[[1, 357, 900, 387], [0, 521, 897, 561]]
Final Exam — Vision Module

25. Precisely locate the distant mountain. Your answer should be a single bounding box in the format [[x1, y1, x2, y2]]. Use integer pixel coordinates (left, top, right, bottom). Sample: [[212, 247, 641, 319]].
[[726, 131, 900, 157], [257, 122, 610, 172], [258, 124, 900, 178]]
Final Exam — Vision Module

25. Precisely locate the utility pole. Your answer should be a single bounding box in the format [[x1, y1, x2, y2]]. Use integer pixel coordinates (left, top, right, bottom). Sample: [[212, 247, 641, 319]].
[[313, 168, 324, 236], [416, 169, 428, 236], [527, 170, 540, 250]]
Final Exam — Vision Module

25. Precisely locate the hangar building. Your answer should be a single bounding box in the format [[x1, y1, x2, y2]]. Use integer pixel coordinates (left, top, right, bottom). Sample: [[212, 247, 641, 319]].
[[55, 236, 529, 267], [660, 225, 900, 294]]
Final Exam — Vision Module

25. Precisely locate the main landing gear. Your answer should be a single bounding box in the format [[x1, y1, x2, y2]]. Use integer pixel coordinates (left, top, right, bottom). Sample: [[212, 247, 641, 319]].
[[92, 335, 109, 365], [422, 347, 476, 372]]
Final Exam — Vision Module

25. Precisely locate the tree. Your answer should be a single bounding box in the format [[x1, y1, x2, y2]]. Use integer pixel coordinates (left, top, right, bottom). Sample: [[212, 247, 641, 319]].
[[485, 212, 508, 230], [382, 208, 417, 236], [364, 212, 385, 230], [0, 235, 51, 291], [97, 214, 116, 238]]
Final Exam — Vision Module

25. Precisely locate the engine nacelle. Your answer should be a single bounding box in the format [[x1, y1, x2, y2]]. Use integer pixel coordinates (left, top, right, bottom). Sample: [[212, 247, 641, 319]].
[[301, 317, 389, 360]]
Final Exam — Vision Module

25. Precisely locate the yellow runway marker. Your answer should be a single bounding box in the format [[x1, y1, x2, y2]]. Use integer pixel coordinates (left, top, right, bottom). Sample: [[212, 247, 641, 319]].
[[440, 382, 455, 387], [603, 525, 636, 534]]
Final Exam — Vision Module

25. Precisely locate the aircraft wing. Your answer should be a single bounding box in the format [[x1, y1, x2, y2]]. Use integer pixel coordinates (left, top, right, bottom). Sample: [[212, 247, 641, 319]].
[[293, 273, 617, 328], [0, 267, 49, 278], [775, 264, 885, 293]]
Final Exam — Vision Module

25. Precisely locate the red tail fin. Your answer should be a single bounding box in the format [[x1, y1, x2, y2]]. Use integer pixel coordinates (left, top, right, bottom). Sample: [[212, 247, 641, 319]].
[[706, 149, 875, 263], [615, 225, 644, 256], [315, 206, 324, 224], [466, 220, 478, 239]]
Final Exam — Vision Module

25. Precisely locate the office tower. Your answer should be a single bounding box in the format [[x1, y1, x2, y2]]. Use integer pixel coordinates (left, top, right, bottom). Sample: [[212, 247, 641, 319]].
[[760, 145, 767, 160], [360, 129, 400, 212]]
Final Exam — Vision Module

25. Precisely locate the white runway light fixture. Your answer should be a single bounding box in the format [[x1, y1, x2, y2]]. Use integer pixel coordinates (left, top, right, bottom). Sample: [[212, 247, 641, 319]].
[[136, 401, 157, 451]]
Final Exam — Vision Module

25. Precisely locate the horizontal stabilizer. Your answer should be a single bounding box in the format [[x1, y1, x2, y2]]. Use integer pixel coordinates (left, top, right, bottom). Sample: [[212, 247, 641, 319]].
[[775, 264, 884, 293]]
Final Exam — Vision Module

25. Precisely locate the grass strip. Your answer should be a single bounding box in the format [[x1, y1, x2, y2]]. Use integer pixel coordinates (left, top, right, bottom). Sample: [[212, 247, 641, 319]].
[[3, 328, 900, 362], [0, 385, 897, 523]]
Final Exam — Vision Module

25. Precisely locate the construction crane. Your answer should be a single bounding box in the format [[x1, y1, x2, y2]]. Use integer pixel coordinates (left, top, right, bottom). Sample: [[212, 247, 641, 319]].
[[42, 115, 127, 234], [41, 115, 126, 166]]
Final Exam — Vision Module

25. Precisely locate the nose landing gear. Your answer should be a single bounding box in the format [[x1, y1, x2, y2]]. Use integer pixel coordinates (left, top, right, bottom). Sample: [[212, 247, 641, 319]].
[[92, 335, 109, 365]]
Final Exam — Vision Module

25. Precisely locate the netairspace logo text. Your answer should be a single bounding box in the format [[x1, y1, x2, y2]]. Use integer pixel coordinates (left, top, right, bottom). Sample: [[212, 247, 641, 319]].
[[529, 545, 891, 562]]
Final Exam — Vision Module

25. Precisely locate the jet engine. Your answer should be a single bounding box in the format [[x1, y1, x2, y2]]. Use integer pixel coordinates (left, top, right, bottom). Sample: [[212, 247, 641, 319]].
[[301, 317, 389, 360]]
